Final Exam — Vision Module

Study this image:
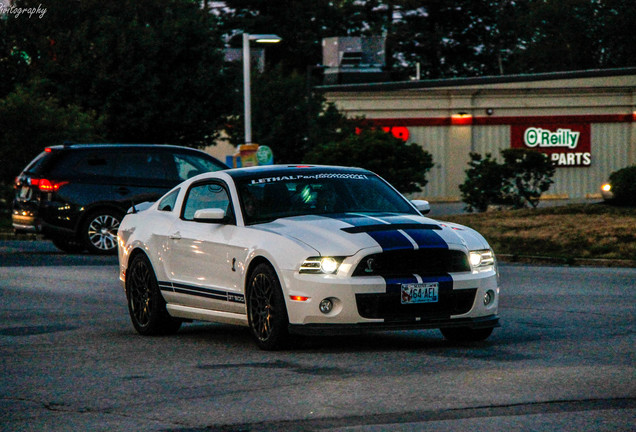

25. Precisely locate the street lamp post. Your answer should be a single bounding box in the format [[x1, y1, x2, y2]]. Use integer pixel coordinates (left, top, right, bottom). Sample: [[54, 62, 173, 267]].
[[242, 33, 281, 144]]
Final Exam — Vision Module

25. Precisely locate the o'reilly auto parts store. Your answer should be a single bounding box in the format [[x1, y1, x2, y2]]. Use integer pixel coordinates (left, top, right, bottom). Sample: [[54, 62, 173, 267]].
[[321, 68, 636, 201]]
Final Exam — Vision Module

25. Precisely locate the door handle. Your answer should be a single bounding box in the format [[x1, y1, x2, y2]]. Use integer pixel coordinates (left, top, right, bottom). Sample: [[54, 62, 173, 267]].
[[116, 186, 130, 195], [169, 232, 181, 240]]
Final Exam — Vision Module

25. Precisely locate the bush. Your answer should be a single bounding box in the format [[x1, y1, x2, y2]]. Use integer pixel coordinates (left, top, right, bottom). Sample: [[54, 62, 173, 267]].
[[499, 148, 555, 208], [608, 166, 636, 206], [459, 153, 504, 212], [460, 148, 555, 212], [305, 128, 434, 194]]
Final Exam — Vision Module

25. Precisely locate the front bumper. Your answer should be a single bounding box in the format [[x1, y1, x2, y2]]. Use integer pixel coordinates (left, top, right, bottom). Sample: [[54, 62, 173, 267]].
[[289, 314, 500, 336], [280, 265, 500, 328]]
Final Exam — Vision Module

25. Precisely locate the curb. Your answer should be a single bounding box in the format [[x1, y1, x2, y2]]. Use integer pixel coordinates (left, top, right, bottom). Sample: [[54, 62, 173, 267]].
[[497, 254, 636, 268]]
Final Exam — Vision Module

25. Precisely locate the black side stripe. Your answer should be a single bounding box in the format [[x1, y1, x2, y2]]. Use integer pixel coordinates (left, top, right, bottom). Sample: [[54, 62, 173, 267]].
[[158, 281, 245, 304]]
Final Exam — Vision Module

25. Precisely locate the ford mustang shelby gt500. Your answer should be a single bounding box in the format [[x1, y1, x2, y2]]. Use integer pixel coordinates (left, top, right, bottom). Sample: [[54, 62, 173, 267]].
[[118, 165, 499, 349]]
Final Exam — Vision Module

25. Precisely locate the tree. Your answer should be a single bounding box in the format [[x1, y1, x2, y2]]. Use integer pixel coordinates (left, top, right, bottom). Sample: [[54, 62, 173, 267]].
[[2, 0, 232, 146], [224, 67, 352, 163], [218, 0, 374, 73], [0, 82, 103, 184], [305, 128, 434, 194]]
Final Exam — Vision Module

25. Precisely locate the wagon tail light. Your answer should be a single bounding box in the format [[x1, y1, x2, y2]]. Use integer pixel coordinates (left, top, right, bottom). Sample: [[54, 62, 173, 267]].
[[29, 178, 69, 192]]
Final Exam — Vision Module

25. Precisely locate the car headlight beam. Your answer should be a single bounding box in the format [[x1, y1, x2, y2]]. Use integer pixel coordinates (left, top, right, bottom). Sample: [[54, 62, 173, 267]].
[[300, 256, 344, 274], [469, 249, 495, 269]]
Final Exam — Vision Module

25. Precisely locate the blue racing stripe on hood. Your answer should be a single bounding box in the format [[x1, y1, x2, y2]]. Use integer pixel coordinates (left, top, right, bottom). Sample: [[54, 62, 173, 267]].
[[367, 230, 415, 251], [402, 228, 448, 249], [329, 213, 449, 252]]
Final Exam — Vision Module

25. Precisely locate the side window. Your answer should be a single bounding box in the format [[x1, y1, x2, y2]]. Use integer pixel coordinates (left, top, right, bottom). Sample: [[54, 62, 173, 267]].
[[173, 153, 225, 181], [182, 182, 233, 222], [74, 153, 117, 177], [48, 151, 117, 178], [158, 188, 180, 212], [118, 151, 175, 180]]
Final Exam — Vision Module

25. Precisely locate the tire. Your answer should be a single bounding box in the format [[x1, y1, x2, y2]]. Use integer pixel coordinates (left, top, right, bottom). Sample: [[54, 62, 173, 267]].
[[246, 263, 290, 350], [51, 236, 85, 254], [126, 253, 181, 336], [440, 327, 493, 342], [81, 209, 123, 255]]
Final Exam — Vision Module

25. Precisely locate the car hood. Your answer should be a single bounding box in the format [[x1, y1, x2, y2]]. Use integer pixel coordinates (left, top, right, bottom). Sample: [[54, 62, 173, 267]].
[[253, 213, 488, 256]]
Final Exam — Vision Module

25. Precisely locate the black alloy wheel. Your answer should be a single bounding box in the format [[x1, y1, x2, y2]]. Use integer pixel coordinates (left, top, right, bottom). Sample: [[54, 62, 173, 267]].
[[247, 263, 290, 350], [126, 253, 181, 336], [82, 209, 123, 255]]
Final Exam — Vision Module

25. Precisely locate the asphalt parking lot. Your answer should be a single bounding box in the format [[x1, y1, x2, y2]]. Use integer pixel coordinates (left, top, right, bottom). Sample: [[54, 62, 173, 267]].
[[0, 240, 634, 431]]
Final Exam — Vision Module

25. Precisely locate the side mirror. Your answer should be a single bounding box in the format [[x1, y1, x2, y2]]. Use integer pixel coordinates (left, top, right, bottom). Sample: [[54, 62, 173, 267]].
[[411, 199, 431, 215], [193, 208, 226, 223]]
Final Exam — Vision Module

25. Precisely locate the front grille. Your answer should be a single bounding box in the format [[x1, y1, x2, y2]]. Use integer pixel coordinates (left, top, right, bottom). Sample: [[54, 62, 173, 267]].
[[356, 288, 477, 321], [353, 248, 470, 277]]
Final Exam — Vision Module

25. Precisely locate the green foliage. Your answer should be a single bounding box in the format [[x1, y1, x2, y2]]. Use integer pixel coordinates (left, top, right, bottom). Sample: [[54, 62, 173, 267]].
[[217, 0, 636, 79], [304, 128, 434, 194], [608, 166, 636, 206], [460, 148, 555, 212], [459, 153, 505, 213], [500, 149, 556, 208], [224, 67, 352, 163], [0, 83, 103, 184], [219, 0, 374, 73], [3, 0, 231, 146]]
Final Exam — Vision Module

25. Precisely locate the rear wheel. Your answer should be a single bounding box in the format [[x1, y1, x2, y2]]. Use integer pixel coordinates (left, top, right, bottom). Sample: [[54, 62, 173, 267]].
[[126, 253, 181, 335], [82, 209, 123, 255], [440, 327, 493, 342], [247, 263, 290, 350]]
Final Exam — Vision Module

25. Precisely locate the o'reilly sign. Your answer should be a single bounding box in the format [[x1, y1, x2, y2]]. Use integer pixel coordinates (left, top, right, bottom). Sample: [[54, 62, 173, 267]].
[[511, 123, 591, 167]]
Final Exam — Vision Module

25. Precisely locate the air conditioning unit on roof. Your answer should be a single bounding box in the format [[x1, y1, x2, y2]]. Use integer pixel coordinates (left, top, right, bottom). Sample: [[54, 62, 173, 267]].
[[322, 36, 389, 84]]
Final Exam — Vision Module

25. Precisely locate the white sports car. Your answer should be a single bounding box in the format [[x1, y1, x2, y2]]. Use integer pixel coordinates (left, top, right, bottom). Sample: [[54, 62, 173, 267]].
[[118, 165, 500, 349]]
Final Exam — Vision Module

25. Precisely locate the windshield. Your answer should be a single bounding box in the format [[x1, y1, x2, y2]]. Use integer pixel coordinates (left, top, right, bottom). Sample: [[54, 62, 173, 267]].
[[235, 171, 418, 225]]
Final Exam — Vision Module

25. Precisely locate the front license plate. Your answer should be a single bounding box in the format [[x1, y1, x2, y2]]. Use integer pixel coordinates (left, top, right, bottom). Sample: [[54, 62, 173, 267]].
[[401, 282, 439, 304]]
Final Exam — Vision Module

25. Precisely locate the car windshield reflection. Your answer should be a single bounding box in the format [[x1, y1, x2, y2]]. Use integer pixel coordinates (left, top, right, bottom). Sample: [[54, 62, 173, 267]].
[[236, 173, 418, 225]]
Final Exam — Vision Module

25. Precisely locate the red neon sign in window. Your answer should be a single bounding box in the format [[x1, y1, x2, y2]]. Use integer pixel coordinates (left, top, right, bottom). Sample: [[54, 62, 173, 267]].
[[355, 126, 410, 142]]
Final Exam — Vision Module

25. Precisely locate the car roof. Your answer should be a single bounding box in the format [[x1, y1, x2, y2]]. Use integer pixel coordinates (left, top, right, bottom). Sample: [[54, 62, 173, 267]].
[[224, 164, 373, 179], [46, 143, 210, 152]]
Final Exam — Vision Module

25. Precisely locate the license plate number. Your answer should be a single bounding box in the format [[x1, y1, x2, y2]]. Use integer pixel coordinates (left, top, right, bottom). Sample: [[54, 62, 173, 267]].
[[401, 282, 439, 304]]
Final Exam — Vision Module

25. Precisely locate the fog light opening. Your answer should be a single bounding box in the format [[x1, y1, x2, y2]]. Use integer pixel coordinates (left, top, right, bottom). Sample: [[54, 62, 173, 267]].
[[484, 290, 495, 306], [319, 298, 333, 314]]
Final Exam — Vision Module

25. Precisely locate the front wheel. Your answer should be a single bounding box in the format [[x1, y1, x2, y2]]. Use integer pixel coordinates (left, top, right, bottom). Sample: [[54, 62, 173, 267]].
[[247, 263, 290, 350], [440, 327, 493, 342], [126, 253, 181, 335]]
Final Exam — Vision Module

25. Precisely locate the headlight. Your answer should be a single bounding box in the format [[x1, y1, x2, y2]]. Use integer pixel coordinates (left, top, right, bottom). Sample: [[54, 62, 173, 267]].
[[469, 249, 495, 269], [300, 256, 344, 274]]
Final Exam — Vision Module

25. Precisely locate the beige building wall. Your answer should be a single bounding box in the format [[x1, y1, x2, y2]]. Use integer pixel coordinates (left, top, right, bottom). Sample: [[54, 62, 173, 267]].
[[323, 70, 636, 201]]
